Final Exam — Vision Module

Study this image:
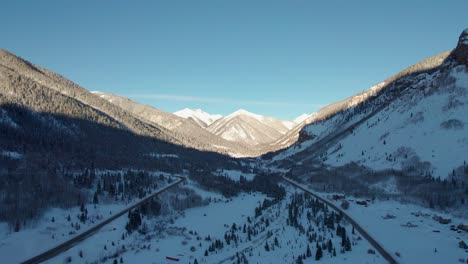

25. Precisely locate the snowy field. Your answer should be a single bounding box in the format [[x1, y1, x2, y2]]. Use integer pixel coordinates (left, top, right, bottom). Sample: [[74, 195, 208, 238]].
[[0, 202, 129, 264], [45, 191, 267, 264], [45, 185, 384, 264], [0, 171, 176, 264], [3, 174, 465, 264], [213, 169, 256, 181], [321, 193, 468, 264]]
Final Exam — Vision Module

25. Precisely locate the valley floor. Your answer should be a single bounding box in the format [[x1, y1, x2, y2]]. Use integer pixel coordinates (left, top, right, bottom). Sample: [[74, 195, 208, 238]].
[[1, 174, 466, 264], [324, 194, 468, 264], [41, 184, 381, 264]]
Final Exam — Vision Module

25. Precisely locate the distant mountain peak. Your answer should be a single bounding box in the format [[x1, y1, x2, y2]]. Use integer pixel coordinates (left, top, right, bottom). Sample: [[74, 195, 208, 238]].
[[454, 28, 468, 66], [207, 109, 296, 146], [228, 109, 263, 120], [174, 108, 222, 128]]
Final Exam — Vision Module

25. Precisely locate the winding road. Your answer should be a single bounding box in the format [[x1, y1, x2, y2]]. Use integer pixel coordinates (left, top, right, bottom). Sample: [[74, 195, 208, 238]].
[[21, 176, 185, 264], [282, 176, 399, 264]]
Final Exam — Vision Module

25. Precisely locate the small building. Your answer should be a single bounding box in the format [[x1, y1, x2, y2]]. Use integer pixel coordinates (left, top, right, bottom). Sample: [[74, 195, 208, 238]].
[[332, 194, 346, 200], [356, 200, 367, 206]]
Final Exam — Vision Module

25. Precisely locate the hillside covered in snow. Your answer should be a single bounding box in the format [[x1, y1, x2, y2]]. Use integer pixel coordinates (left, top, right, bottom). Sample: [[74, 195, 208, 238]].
[[269, 30, 468, 212]]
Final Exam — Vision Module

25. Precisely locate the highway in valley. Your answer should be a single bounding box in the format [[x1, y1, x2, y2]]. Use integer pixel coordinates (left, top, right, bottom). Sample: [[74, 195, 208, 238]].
[[22, 176, 186, 264], [282, 176, 399, 264]]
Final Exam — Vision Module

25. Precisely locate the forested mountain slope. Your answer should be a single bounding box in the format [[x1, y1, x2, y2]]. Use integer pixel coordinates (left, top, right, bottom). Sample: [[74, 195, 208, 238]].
[[0, 50, 244, 223]]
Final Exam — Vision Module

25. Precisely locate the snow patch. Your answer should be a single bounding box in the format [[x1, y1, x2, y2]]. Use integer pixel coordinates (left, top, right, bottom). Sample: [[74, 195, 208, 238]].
[[0, 109, 19, 129], [214, 169, 256, 181], [1, 151, 23, 159], [293, 113, 310, 124], [146, 153, 179, 159]]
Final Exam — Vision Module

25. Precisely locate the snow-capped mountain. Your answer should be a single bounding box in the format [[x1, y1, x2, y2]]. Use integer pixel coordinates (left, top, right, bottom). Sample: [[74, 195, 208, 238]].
[[174, 108, 222, 128], [93, 93, 262, 156], [207, 109, 294, 146], [272, 30, 468, 181]]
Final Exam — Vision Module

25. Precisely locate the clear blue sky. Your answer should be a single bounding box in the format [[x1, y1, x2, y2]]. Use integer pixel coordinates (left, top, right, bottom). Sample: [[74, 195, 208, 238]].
[[2, 1, 467, 120]]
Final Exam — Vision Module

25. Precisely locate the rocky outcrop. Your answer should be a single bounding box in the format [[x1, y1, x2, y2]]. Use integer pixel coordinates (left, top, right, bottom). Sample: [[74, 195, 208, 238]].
[[453, 29, 468, 66]]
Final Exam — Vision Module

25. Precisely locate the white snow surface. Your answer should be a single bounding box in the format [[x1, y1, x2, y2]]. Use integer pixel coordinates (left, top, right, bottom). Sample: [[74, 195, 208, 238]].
[[323, 66, 468, 178], [45, 188, 383, 264], [227, 109, 264, 120], [214, 169, 256, 181], [282, 120, 296, 129], [275, 65, 468, 179], [0, 203, 130, 264], [5, 177, 462, 264], [323, 194, 468, 264], [0, 172, 175, 264]]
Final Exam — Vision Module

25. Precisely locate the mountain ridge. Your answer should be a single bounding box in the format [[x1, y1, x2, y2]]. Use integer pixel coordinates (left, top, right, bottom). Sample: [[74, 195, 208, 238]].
[[93, 92, 257, 156], [269, 30, 468, 182]]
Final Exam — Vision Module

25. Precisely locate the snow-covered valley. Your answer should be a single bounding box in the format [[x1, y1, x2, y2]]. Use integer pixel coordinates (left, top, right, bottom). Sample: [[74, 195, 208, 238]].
[[3, 171, 466, 264]]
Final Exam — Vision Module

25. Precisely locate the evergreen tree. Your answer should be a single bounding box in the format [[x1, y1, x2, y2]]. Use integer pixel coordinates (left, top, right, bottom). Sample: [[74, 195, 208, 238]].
[[296, 255, 304, 264], [345, 237, 352, 251], [306, 244, 312, 258], [80, 212, 87, 223], [125, 209, 142, 233], [341, 228, 347, 248], [265, 241, 270, 251], [93, 191, 99, 204], [97, 181, 102, 194], [315, 245, 323, 260]]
